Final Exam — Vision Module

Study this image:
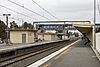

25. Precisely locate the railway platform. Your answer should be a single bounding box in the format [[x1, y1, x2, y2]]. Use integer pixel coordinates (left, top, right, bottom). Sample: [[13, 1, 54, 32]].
[[0, 39, 70, 67], [28, 39, 100, 67], [0, 40, 64, 53]]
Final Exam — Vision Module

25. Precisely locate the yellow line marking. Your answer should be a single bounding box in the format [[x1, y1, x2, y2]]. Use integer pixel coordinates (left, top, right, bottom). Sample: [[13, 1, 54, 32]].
[[44, 64, 48, 67]]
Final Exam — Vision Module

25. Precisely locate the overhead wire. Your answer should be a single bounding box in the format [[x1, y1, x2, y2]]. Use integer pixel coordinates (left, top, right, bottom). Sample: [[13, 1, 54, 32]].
[[31, 0, 59, 20], [0, 5, 37, 20], [8, 0, 50, 20]]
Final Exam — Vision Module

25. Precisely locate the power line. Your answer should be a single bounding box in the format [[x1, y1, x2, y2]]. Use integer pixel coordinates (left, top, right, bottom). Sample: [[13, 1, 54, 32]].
[[8, 0, 50, 20], [31, 0, 59, 20], [0, 5, 37, 20]]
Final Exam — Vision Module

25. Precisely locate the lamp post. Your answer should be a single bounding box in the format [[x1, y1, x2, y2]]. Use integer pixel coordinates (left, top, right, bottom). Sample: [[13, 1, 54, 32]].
[[93, 0, 96, 49], [3, 14, 11, 45], [64, 22, 66, 39]]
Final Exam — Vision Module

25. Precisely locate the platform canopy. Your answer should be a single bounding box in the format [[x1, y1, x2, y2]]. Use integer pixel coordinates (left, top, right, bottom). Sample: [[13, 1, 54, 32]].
[[73, 24, 93, 35]]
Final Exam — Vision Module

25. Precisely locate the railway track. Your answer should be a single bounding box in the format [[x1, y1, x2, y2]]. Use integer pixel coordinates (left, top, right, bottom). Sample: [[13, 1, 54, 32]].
[[0, 40, 76, 67]]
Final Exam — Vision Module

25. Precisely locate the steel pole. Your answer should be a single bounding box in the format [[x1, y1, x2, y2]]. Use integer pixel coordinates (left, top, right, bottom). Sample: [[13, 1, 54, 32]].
[[94, 0, 96, 49], [64, 22, 65, 39], [6, 16, 9, 45], [3, 14, 11, 45]]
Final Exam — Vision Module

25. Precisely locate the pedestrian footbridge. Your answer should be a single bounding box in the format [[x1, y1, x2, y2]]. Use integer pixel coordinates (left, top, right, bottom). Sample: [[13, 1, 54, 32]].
[[34, 21, 96, 47]]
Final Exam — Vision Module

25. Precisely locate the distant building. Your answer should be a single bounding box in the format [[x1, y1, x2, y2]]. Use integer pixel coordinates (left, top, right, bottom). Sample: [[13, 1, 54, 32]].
[[37, 33, 64, 41], [10, 29, 37, 44]]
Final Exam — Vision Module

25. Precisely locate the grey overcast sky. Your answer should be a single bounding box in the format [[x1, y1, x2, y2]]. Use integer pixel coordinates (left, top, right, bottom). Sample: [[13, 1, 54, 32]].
[[0, 0, 100, 25]]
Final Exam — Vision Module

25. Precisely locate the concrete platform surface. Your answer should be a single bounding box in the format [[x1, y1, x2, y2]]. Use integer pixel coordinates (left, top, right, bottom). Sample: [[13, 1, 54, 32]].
[[40, 40, 100, 67], [0, 41, 48, 53], [0, 40, 67, 53]]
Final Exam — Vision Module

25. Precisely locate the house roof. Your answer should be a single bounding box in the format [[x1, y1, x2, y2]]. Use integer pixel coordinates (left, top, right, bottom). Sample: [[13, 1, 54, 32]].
[[38, 32, 64, 35], [10, 29, 37, 32]]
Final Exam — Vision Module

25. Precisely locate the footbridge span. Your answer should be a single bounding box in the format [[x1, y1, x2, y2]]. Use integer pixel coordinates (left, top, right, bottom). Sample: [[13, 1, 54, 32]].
[[33, 20, 95, 47]]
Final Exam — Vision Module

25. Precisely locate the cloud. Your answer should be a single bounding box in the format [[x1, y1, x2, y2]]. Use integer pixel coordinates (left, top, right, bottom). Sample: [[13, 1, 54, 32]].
[[0, 0, 100, 24]]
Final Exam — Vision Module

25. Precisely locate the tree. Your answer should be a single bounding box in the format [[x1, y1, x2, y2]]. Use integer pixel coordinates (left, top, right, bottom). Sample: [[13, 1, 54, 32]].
[[96, 26, 100, 33], [23, 22, 33, 29], [10, 21, 18, 29], [0, 20, 7, 40], [28, 23, 33, 29], [23, 22, 28, 29]]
